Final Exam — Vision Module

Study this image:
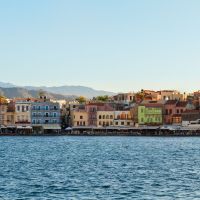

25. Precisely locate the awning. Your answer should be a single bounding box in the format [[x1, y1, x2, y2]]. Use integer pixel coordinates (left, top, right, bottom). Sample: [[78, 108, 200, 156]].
[[17, 126, 33, 129], [42, 125, 61, 130]]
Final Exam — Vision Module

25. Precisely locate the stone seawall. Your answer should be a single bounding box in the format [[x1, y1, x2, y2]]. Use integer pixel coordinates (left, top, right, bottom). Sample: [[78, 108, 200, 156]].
[[1, 129, 200, 136]]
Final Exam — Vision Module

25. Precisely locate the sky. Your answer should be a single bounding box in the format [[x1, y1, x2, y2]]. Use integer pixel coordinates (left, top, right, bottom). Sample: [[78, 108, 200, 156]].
[[0, 0, 199, 93]]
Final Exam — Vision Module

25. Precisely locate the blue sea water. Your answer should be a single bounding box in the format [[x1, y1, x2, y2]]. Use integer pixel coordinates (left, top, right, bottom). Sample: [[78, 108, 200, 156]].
[[0, 136, 200, 200]]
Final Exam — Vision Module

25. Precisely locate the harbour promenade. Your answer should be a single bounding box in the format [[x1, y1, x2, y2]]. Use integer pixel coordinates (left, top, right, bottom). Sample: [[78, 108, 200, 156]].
[[1, 126, 200, 137]]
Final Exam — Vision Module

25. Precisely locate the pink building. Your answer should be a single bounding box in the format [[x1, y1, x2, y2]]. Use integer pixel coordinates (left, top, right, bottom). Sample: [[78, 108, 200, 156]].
[[164, 100, 187, 124], [85, 103, 114, 126]]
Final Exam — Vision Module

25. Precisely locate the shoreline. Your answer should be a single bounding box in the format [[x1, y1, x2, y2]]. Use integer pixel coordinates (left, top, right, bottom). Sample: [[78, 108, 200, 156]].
[[1, 131, 200, 137]]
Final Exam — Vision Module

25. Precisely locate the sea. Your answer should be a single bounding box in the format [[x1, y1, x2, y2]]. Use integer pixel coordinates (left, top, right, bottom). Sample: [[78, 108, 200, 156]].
[[0, 136, 200, 200]]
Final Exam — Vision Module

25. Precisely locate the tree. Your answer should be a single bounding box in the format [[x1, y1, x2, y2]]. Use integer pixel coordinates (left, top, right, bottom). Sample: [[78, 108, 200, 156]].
[[76, 96, 87, 104], [0, 95, 8, 104], [95, 95, 109, 102]]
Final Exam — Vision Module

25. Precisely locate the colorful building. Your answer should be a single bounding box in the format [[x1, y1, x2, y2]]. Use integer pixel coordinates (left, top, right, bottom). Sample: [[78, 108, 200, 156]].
[[85, 103, 114, 127], [114, 111, 134, 126], [31, 96, 61, 133], [71, 109, 88, 127], [164, 100, 188, 124], [14, 99, 32, 128], [138, 101, 163, 125], [97, 111, 114, 127]]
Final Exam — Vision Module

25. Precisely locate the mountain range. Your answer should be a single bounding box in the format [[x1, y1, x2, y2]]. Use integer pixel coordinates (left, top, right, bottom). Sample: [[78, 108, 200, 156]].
[[0, 82, 115, 99]]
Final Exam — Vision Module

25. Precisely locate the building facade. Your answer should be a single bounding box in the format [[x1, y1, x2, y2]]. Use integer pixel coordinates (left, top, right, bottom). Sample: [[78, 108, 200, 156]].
[[97, 111, 114, 127], [114, 111, 134, 126], [31, 99, 61, 132], [138, 104, 163, 126], [71, 110, 88, 127]]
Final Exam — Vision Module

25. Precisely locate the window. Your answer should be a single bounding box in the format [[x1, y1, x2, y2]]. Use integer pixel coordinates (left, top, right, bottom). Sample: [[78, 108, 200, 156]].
[[54, 113, 57, 117], [45, 113, 49, 117], [80, 115, 83, 119], [45, 106, 49, 110], [106, 115, 109, 119], [110, 115, 113, 119], [99, 115, 102, 119], [121, 122, 124, 125], [103, 115, 105, 119], [17, 106, 20, 111], [127, 122, 130, 126], [22, 106, 25, 112], [26, 106, 29, 111], [115, 122, 118, 125]]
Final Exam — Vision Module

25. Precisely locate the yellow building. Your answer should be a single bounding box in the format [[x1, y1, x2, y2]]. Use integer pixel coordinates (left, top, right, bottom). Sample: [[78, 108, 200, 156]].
[[15, 100, 32, 127], [4, 112, 15, 127], [114, 111, 134, 127], [71, 110, 88, 127], [97, 111, 114, 127], [0, 103, 8, 126]]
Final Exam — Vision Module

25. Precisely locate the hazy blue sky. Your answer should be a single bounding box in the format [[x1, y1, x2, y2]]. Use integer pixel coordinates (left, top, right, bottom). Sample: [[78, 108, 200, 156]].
[[0, 0, 199, 92]]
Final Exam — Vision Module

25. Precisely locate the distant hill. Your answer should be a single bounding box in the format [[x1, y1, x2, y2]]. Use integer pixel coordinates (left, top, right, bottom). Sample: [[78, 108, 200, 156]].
[[25, 86, 115, 98], [0, 82, 116, 98], [0, 82, 16, 88], [0, 87, 75, 100]]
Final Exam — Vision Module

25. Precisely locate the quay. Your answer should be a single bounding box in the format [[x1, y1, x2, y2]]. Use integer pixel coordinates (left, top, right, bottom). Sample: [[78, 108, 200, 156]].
[[1, 126, 200, 136], [67, 126, 200, 136]]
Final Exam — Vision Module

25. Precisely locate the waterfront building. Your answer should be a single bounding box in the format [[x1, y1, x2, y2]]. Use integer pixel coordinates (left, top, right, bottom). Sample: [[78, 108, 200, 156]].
[[182, 110, 200, 125], [14, 99, 32, 128], [31, 96, 61, 133], [97, 111, 114, 127], [0, 102, 8, 126], [71, 108, 88, 127], [138, 101, 163, 126], [164, 100, 188, 124], [114, 111, 134, 126], [85, 103, 114, 127]]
